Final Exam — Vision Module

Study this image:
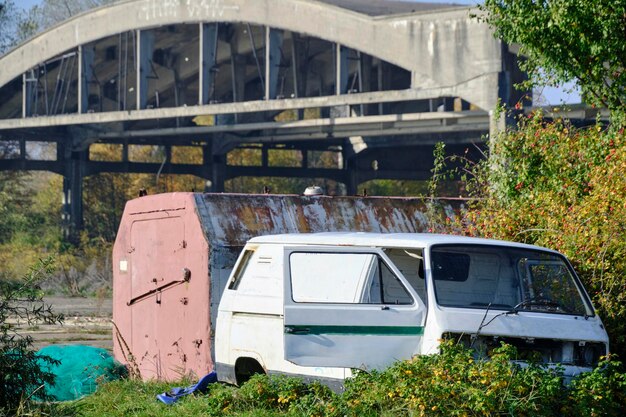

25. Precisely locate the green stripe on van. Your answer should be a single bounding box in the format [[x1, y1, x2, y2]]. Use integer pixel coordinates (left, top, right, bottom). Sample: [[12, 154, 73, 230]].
[[285, 325, 424, 336]]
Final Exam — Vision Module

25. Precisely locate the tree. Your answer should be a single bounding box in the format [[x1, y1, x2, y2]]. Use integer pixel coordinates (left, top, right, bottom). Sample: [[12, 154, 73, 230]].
[[0, 0, 43, 55], [480, 0, 626, 114], [25, 0, 114, 32], [0, 0, 19, 55]]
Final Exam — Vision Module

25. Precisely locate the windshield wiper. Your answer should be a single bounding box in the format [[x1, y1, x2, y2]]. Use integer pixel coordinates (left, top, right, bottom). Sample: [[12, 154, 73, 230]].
[[507, 298, 568, 314]]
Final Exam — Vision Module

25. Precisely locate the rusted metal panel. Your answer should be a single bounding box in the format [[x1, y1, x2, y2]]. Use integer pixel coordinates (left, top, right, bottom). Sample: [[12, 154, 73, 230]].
[[194, 193, 450, 247]]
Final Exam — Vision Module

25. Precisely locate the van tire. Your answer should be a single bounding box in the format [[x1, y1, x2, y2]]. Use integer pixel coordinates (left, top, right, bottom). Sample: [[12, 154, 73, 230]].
[[234, 357, 266, 385]]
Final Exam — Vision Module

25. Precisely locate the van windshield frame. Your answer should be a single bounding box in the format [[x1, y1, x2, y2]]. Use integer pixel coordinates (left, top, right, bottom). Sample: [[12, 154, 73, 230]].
[[429, 244, 594, 317]]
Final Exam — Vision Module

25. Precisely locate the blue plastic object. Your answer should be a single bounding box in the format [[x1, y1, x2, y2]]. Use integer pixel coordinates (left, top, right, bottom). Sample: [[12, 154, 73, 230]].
[[157, 372, 218, 404]]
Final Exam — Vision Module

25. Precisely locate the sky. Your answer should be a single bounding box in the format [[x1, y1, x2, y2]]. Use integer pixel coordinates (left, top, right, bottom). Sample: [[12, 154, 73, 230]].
[[17, 0, 40, 9], [14, 0, 579, 105]]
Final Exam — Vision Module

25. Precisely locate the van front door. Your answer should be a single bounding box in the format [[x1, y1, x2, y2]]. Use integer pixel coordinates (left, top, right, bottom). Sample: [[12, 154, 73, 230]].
[[283, 247, 426, 370]]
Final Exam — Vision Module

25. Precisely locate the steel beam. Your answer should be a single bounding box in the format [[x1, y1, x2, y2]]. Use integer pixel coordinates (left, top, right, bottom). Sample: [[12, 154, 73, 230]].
[[94, 110, 489, 141], [266, 28, 283, 100], [200, 23, 219, 105], [84, 160, 203, 176], [137, 30, 154, 110], [225, 165, 347, 183], [80, 45, 95, 114], [0, 159, 63, 173]]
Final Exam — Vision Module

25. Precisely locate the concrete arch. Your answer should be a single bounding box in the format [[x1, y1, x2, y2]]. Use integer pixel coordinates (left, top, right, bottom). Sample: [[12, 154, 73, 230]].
[[0, 0, 527, 240], [0, 0, 504, 109]]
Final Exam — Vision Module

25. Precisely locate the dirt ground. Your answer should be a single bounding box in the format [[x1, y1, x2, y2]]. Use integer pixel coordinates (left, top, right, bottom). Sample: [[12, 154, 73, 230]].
[[19, 296, 113, 352]]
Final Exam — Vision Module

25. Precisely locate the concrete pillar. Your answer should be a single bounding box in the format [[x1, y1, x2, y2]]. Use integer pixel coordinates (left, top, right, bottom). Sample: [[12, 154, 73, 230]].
[[344, 150, 358, 196], [23, 70, 37, 117], [61, 144, 85, 243], [211, 136, 226, 192], [336, 44, 349, 95]]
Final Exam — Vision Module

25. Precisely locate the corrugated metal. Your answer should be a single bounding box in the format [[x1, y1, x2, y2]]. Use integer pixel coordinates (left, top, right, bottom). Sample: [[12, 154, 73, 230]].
[[194, 193, 457, 247]]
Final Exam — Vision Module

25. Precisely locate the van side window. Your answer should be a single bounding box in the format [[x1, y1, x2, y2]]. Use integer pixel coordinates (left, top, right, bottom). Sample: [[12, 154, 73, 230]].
[[228, 249, 254, 290], [289, 252, 413, 305], [384, 248, 427, 306]]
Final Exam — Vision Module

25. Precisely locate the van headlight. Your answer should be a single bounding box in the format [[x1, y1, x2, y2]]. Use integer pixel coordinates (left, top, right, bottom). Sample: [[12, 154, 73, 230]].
[[575, 342, 605, 367]]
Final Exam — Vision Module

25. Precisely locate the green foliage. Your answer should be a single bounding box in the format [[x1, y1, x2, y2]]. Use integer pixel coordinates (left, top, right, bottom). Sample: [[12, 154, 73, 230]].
[[20, 0, 114, 37], [460, 112, 626, 359], [0, 0, 43, 55], [359, 179, 427, 197], [342, 341, 566, 417], [0, 0, 19, 54], [425, 141, 453, 233], [70, 341, 626, 417], [565, 357, 626, 416], [0, 257, 63, 413], [225, 146, 343, 195], [480, 0, 626, 114]]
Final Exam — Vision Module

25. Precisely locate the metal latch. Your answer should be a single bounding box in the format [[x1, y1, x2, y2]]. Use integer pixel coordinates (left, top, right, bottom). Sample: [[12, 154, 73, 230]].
[[127, 268, 192, 306]]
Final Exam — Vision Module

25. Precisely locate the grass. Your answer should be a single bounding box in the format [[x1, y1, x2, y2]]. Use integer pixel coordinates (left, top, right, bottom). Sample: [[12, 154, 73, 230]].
[[56, 380, 282, 417], [9, 341, 626, 417]]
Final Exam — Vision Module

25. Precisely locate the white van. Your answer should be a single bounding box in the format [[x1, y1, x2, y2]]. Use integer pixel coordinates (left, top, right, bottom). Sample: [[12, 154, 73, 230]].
[[215, 233, 609, 389]]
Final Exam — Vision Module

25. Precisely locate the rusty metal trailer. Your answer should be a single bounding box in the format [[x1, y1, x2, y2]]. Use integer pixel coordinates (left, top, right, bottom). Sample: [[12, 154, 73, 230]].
[[112, 192, 444, 380]]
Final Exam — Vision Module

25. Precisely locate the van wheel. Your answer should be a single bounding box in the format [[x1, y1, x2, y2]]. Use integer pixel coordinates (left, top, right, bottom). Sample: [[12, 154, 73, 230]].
[[235, 357, 265, 385]]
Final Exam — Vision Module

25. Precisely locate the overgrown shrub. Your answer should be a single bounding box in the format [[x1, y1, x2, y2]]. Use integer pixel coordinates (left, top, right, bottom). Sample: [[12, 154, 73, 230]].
[[458, 112, 626, 359], [0, 257, 62, 412], [153, 341, 624, 417], [564, 357, 626, 416], [341, 341, 565, 417], [71, 339, 626, 416]]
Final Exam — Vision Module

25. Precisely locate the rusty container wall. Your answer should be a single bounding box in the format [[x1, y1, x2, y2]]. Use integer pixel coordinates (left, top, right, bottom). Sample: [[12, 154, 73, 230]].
[[193, 193, 436, 246], [113, 192, 454, 381]]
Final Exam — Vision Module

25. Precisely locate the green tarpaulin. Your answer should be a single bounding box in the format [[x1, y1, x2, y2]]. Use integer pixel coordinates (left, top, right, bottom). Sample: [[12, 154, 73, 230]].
[[37, 345, 126, 401]]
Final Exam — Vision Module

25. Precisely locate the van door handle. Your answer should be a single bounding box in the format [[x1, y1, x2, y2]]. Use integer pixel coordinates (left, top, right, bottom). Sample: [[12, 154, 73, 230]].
[[285, 326, 310, 335], [381, 306, 390, 310]]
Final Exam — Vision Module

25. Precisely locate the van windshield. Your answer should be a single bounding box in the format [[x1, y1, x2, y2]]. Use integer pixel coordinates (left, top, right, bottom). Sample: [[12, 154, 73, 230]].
[[430, 244, 593, 316]]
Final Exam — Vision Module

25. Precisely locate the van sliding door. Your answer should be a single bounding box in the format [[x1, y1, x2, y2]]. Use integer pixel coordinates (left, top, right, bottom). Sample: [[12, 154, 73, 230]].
[[283, 247, 426, 370]]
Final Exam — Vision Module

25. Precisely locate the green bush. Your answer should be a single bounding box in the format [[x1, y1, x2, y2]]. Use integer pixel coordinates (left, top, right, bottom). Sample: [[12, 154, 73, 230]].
[[341, 341, 565, 417], [458, 112, 626, 359], [197, 341, 624, 416], [564, 358, 626, 416], [208, 374, 340, 416], [71, 340, 626, 416], [0, 257, 62, 413]]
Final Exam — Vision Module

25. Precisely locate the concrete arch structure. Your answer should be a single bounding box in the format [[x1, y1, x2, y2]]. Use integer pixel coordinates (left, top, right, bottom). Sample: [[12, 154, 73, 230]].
[[0, 0, 504, 110], [0, 0, 526, 239]]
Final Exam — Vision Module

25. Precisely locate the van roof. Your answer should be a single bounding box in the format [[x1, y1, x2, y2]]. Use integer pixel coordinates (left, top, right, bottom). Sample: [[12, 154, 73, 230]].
[[247, 232, 558, 253]]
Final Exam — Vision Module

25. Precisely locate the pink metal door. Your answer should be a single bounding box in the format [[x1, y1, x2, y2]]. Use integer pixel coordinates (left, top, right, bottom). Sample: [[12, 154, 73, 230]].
[[130, 216, 189, 379]]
